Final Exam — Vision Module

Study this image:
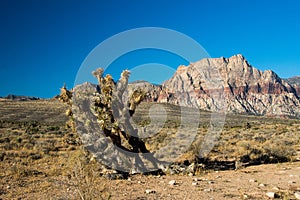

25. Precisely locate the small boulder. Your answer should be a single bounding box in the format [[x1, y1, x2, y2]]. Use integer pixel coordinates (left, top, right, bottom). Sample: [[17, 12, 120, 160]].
[[259, 183, 266, 188], [145, 189, 156, 194], [266, 192, 280, 198], [249, 179, 257, 183], [203, 188, 212, 192], [168, 180, 176, 185]]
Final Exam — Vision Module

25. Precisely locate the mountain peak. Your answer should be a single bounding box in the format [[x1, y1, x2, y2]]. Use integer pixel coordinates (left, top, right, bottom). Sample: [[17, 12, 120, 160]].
[[232, 54, 245, 60], [160, 55, 300, 117], [227, 54, 248, 65], [129, 55, 300, 117]]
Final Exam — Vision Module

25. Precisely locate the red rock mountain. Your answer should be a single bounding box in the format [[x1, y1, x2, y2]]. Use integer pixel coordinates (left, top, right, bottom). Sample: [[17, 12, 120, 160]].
[[130, 54, 300, 118]]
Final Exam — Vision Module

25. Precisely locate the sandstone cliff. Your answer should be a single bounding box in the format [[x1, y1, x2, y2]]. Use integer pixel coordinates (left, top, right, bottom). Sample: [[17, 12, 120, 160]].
[[132, 55, 300, 118]]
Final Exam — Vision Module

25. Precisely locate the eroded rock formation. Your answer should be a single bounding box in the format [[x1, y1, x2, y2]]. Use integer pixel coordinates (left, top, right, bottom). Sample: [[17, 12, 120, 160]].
[[131, 54, 300, 118]]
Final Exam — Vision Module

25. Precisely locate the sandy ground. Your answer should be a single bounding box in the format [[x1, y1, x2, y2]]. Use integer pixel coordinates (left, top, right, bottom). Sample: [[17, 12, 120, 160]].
[[1, 161, 299, 200], [100, 162, 300, 200]]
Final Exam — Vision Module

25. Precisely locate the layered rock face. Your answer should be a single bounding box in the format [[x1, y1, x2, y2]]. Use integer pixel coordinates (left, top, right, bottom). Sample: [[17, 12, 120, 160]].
[[133, 55, 300, 118]]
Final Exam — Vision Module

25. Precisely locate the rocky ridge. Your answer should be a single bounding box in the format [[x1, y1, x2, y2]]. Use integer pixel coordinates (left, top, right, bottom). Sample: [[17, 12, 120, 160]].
[[285, 76, 300, 86], [3, 94, 40, 101], [131, 54, 300, 118], [285, 76, 300, 96]]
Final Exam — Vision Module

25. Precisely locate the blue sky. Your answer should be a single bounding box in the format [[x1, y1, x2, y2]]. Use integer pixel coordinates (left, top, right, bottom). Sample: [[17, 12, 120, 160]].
[[1, 0, 300, 98]]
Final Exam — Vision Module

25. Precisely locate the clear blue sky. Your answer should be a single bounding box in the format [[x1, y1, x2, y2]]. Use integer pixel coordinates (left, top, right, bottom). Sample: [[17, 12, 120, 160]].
[[1, 0, 300, 98]]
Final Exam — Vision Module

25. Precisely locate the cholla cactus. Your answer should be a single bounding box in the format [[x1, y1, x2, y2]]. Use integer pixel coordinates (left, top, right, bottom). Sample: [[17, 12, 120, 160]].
[[117, 69, 130, 94], [92, 68, 104, 87], [129, 89, 145, 116], [92, 68, 147, 153], [58, 84, 75, 132], [59, 83, 72, 104]]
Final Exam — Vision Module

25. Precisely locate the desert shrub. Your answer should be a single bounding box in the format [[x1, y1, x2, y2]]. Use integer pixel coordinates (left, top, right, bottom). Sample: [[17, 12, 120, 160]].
[[3, 143, 14, 150], [29, 153, 42, 160], [0, 152, 5, 161], [0, 137, 10, 143], [16, 136, 22, 143], [23, 143, 34, 150], [235, 140, 263, 162], [254, 136, 266, 143], [234, 136, 296, 164], [67, 150, 110, 200], [23, 121, 42, 134], [68, 146, 76, 151], [263, 140, 296, 162], [46, 126, 60, 132], [10, 163, 27, 178]]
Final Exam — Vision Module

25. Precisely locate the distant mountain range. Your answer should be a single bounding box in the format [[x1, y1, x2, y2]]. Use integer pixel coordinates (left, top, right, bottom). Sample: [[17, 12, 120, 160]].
[[285, 76, 300, 87], [1, 94, 40, 101], [2, 54, 300, 118], [129, 54, 300, 118]]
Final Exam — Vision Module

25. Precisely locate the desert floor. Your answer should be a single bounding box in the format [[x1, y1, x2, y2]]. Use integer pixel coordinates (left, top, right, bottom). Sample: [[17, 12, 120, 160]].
[[0, 99, 299, 199]]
